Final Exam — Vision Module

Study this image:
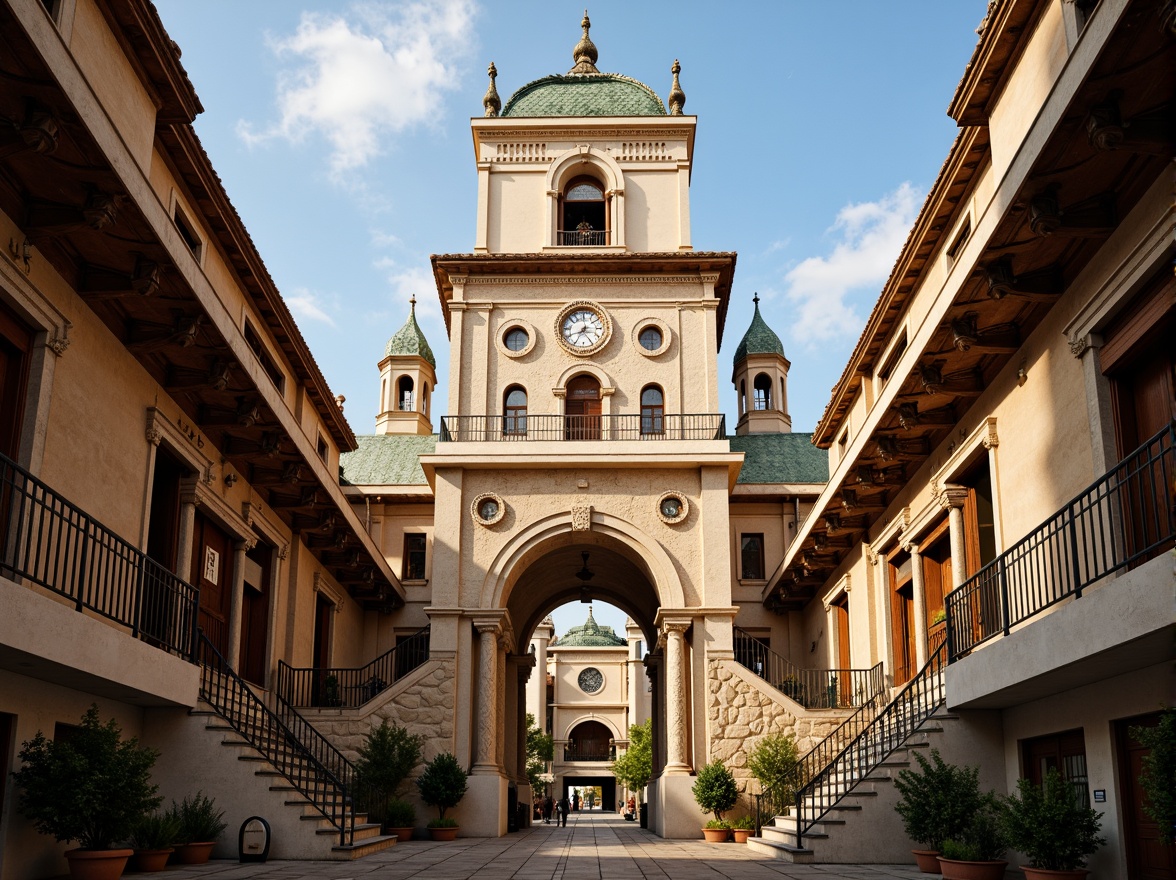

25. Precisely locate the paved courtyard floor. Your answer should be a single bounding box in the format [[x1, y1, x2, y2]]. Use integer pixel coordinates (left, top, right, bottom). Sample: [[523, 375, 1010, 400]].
[[125, 810, 927, 880]]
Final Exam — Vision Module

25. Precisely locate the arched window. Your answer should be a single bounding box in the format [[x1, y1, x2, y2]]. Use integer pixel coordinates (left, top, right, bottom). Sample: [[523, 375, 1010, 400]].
[[641, 385, 664, 436], [422, 382, 430, 417], [739, 379, 746, 416], [504, 386, 527, 437], [753, 373, 772, 411], [560, 176, 607, 246], [398, 376, 414, 411]]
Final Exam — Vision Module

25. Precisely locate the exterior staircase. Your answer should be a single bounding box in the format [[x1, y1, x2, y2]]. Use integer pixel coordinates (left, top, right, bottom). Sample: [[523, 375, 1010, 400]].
[[191, 632, 397, 860], [748, 631, 950, 863]]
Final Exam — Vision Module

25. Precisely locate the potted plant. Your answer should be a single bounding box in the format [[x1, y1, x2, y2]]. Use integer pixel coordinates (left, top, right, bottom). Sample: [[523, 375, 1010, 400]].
[[893, 749, 983, 873], [1131, 708, 1175, 845], [730, 815, 755, 844], [417, 752, 468, 840], [937, 793, 1008, 880], [354, 720, 423, 834], [385, 798, 417, 843], [692, 759, 740, 841], [127, 810, 182, 873], [1001, 768, 1105, 879], [12, 704, 161, 880], [169, 792, 227, 864]]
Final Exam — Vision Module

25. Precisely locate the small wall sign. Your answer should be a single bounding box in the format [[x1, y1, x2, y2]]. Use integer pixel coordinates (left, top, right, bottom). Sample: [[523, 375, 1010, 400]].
[[1093, 789, 1106, 803], [203, 546, 220, 585]]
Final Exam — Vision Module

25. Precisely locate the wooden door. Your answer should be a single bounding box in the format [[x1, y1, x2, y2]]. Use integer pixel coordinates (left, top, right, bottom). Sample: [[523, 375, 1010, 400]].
[[239, 545, 271, 686], [834, 596, 852, 706], [0, 303, 32, 462], [566, 375, 602, 440], [1117, 714, 1175, 880], [191, 513, 234, 657], [889, 552, 916, 685]]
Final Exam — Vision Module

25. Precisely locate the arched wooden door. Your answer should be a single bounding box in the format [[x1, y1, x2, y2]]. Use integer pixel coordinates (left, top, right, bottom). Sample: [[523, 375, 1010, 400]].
[[565, 375, 601, 440]]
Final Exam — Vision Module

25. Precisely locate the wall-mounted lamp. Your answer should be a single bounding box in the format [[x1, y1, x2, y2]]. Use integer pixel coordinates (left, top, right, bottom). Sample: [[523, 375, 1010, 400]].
[[223, 471, 238, 487], [1016, 366, 1028, 387]]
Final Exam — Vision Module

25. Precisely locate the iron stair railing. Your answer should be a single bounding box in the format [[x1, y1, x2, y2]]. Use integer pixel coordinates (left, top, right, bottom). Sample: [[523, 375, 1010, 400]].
[[946, 419, 1175, 661], [0, 451, 198, 659], [275, 625, 430, 708], [733, 626, 885, 711], [196, 631, 359, 846], [755, 630, 948, 847]]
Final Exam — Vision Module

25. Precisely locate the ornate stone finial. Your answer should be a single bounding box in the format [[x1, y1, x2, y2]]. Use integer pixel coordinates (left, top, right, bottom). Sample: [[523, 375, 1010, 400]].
[[482, 61, 501, 117], [569, 10, 600, 74], [409, 294, 417, 312], [668, 59, 686, 115], [753, 291, 760, 305]]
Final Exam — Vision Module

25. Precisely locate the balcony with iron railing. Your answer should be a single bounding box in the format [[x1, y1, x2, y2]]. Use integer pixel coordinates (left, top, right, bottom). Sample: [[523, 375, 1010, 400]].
[[946, 421, 1174, 663], [561, 744, 616, 762], [557, 229, 610, 246], [0, 451, 199, 661], [440, 413, 726, 443]]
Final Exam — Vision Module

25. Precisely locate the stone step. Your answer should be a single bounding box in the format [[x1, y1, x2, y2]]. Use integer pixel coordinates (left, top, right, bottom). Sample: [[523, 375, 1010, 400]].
[[745, 836, 814, 863], [330, 834, 399, 859]]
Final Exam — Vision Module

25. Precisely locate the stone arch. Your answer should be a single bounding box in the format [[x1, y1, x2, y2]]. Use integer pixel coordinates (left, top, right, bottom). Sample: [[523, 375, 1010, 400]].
[[562, 714, 623, 742], [553, 362, 614, 395], [545, 145, 623, 197], [481, 509, 684, 645]]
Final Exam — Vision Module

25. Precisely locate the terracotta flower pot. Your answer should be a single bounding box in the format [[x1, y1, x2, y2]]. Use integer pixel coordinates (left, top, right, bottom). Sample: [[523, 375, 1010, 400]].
[[64, 849, 133, 880], [173, 841, 216, 864], [1021, 869, 1089, 880], [912, 850, 942, 873], [731, 828, 752, 844], [130, 848, 174, 872], [938, 857, 1008, 880], [702, 827, 731, 842], [428, 826, 459, 841], [388, 825, 415, 842]]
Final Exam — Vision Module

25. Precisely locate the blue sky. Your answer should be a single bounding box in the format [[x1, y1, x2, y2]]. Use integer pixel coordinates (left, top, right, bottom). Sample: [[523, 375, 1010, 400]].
[[153, 1, 986, 637]]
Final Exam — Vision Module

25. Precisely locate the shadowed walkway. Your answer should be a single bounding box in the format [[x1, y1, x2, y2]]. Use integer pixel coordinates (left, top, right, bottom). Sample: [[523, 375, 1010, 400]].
[[112, 810, 928, 880]]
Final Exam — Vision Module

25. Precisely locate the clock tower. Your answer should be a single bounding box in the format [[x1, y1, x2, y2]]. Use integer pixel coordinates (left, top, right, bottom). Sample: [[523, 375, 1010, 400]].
[[420, 14, 743, 838]]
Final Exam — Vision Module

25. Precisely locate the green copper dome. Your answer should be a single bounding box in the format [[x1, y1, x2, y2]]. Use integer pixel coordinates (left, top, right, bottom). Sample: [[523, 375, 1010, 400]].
[[384, 300, 435, 368], [502, 73, 666, 117], [554, 608, 626, 647], [734, 297, 784, 364]]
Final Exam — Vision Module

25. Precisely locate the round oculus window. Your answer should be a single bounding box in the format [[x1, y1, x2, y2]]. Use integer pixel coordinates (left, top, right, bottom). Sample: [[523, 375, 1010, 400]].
[[504, 327, 529, 352], [660, 496, 681, 518], [471, 493, 506, 526], [639, 326, 663, 351], [479, 498, 499, 520], [656, 491, 689, 524], [578, 667, 604, 694]]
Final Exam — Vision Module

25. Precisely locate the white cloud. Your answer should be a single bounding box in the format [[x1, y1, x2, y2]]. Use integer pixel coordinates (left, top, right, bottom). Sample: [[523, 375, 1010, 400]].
[[374, 259, 443, 330], [287, 288, 337, 327], [239, 0, 476, 178], [782, 182, 921, 345]]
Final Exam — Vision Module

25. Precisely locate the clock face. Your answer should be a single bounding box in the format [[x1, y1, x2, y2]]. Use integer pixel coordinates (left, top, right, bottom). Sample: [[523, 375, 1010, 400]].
[[578, 667, 604, 694], [562, 309, 605, 348]]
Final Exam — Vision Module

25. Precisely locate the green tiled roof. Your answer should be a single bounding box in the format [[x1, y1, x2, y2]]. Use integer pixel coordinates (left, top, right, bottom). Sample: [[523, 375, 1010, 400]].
[[554, 608, 626, 647], [730, 433, 828, 484], [734, 301, 785, 363], [385, 305, 436, 367], [502, 73, 666, 117], [341, 434, 436, 485]]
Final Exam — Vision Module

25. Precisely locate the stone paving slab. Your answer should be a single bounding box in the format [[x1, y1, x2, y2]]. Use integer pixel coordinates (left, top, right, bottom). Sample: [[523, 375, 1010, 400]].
[[103, 812, 927, 880]]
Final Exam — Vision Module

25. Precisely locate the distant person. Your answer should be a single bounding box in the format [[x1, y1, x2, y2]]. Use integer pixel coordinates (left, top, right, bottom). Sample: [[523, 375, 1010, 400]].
[[558, 794, 570, 827], [542, 794, 553, 824], [572, 792, 580, 812]]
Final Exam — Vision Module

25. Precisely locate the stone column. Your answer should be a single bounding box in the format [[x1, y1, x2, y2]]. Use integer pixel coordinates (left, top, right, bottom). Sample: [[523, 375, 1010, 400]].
[[175, 496, 197, 583], [225, 539, 252, 670], [472, 620, 501, 773], [906, 541, 927, 668], [662, 621, 691, 774], [643, 653, 662, 776], [941, 485, 970, 588], [515, 656, 533, 782], [495, 632, 507, 768]]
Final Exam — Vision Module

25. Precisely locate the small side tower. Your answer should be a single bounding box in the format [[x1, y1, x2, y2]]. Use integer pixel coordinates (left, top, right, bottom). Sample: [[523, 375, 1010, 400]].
[[732, 294, 791, 435], [376, 297, 437, 435]]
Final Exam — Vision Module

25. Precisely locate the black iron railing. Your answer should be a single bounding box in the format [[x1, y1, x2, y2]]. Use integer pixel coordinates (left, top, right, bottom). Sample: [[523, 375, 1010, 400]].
[[276, 625, 430, 709], [946, 420, 1175, 662], [563, 745, 616, 762], [197, 631, 359, 846], [755, 634, 948, 846], [440, 413, 726, 442], [733, 626, 885, 710], [0, 451, 198, 658], [557, 229, 610, 246]]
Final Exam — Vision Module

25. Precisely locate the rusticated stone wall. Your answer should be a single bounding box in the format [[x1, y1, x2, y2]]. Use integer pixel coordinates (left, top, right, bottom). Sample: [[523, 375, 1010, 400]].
[[706, 658, 849, 801], [306, 659, 456, 768]]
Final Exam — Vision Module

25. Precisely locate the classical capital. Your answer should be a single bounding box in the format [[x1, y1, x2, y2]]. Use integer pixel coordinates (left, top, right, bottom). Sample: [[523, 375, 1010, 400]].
[[662, 620, 691, 637], [145, 426, 163, 447], [938, 483, 970, 510]]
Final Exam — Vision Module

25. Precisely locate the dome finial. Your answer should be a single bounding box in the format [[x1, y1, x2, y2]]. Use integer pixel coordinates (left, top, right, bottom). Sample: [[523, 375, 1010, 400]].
[[668, 59, 686, 115], [483, 61, 501, 117], [753, 291, 760, 306], [569, 9, 600, 74]]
